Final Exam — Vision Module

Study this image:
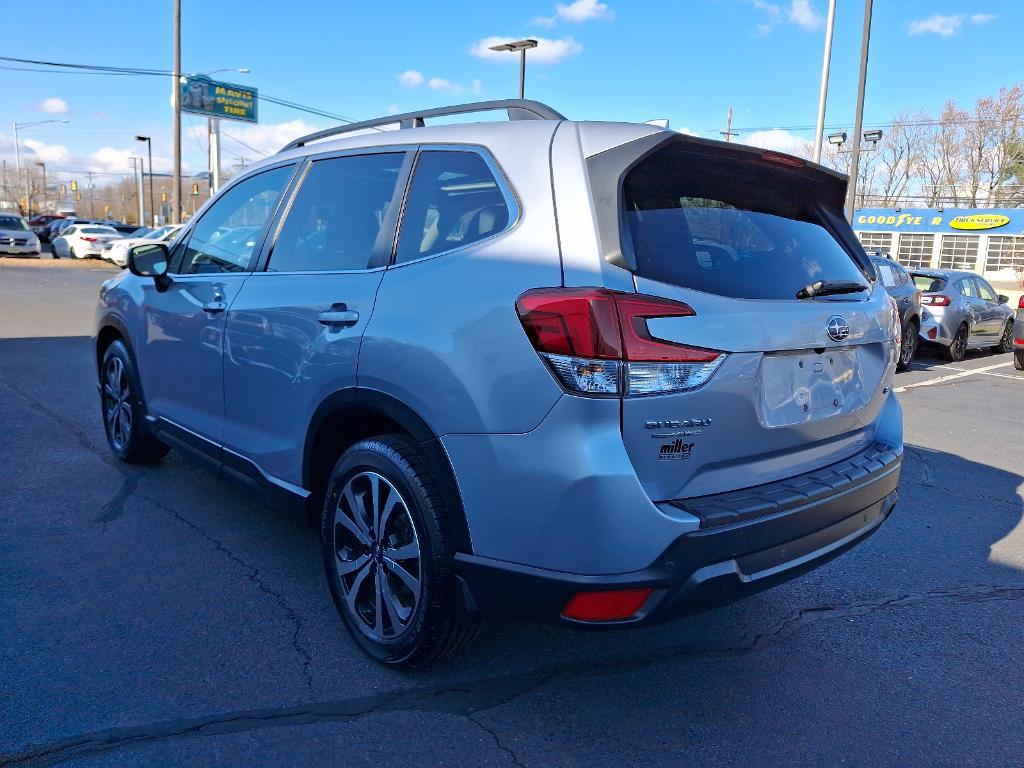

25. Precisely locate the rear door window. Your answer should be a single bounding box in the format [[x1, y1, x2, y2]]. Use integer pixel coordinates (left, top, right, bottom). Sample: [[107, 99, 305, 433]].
[[958, 278, 979, 298], [621, 143, 868, 300], [395, 150, 511, 264], [873, 260, 899, 288], [267, 152, 406, 272], [974, 278, 997, 302]]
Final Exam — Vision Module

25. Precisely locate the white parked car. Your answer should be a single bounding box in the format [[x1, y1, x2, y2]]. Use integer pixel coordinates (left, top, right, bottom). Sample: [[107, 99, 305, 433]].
[[52, 225, 122, 259], [102, 225, 183, 268], [0, 214, 41, 257]]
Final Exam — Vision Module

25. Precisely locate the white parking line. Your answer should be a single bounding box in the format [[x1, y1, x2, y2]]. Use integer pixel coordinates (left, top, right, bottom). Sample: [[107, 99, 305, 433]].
[[895, 361, 1016, 392]]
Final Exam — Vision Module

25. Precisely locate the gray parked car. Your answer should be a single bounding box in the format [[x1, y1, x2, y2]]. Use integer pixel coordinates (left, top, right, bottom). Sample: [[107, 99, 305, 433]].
[[94, 100, 904, 666], [868, 253, 921, 370], [910, 269, 1015, 361]]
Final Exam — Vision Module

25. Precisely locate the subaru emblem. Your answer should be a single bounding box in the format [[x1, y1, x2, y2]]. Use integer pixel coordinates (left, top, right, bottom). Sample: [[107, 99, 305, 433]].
[[826, 315, 850, 342]]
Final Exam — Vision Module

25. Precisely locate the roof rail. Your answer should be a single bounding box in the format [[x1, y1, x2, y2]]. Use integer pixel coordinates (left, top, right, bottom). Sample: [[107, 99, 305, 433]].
[[279, 99, 566, 152]]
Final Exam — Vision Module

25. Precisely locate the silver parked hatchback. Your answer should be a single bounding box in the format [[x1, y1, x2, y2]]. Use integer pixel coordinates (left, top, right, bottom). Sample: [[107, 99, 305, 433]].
[[94, 100, 903, 666], [910, 268, 1016, 361]]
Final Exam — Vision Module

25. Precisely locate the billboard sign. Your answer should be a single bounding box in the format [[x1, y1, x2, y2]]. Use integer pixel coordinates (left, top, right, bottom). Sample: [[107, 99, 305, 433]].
[[853, 208, 1023, 235], [179, 75, 257, 123]]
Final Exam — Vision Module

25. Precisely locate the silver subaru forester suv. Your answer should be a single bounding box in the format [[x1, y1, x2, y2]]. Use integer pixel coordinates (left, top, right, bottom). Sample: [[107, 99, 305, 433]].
[[95, 100, 903, 667]]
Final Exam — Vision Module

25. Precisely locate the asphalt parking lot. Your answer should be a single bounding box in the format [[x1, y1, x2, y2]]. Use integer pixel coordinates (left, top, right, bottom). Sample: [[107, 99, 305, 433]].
[[2, 259, 1022, 767]]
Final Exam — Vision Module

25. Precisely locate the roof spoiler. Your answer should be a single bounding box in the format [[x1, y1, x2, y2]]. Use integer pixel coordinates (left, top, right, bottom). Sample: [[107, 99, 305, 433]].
[[279, 99, 566, 152]]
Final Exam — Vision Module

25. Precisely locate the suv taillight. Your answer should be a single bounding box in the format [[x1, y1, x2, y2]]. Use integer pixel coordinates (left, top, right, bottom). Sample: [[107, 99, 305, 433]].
[[516, 288, 725, 397]]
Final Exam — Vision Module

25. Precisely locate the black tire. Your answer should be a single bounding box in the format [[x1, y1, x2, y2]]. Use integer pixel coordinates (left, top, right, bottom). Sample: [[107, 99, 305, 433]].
[[945, 323, 969, 362], [896, 319, 919, 371], [1015, 350, 1024, 371], [69, 246, 77, 259], [993, 320, 1015, 354], [100, 340, 170, 464], [321, 435, 477, 668]]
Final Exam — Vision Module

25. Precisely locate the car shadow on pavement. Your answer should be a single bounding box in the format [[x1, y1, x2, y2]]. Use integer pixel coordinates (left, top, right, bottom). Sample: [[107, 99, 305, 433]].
[[3, 334, 1024, 766]]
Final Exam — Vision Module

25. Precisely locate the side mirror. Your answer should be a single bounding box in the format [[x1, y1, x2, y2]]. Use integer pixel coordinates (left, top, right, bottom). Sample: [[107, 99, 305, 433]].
[[998, 294, 1009, 304], [128, 243, 171, 292]]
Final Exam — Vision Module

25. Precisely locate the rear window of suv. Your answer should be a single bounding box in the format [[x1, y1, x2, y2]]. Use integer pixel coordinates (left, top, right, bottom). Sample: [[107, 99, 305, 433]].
[[621, 143, 868, 300]]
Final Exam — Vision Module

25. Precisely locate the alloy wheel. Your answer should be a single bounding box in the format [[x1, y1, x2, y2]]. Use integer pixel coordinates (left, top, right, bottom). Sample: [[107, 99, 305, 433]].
[[952, 326, 968, 361], [333, 471, 421, 641], [900, 328, 917, 367], [1000, 321, 1014, 352], [102, 357, 132, 450]]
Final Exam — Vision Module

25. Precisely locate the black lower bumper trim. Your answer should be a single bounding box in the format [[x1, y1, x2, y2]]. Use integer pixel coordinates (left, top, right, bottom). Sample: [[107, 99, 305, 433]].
[[454, 449, 901, 626]]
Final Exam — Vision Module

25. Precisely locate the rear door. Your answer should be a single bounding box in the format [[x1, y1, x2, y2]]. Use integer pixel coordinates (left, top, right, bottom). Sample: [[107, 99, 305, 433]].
[[591, 137, 896, 501], [955, 277, 988, 343], [222, 150, 411, 483], [973, 277, 1004, 338]]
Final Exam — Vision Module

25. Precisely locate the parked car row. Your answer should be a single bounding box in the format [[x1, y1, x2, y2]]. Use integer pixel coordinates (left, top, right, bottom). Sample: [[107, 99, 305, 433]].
[[866, 250, 1017, 366], [101, 224, 182, 267]]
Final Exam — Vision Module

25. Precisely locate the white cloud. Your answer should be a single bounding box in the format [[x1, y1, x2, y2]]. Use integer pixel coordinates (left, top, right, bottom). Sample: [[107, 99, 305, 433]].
[[472, 79, 483, 95], [397, 69, 425, 88], [36, 97, 69, 115], [470, 35, 583, 64], [555, 0, 612, 22], [753, 0, 823, 33], [428, 77, 464, 95], [970, 13, 996, 25], [529, 15, 558, 27], [907, 14, 964, 37], [188, 119, 319, 157], [741, 129, 811, 158], [22, 138, 71, 165], [788, 0, 823, 30]]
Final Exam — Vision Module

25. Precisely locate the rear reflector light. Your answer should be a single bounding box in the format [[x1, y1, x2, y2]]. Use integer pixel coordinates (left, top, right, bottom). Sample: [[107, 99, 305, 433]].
[[1015, 338, 1024, 347], [516, 288, 726, 397], [562, 588, 654, 622], [922, 294, 951, 306], [761, 150, 805, 168], [1018, 295, 1024, 309], [927, 327, 938, 340]]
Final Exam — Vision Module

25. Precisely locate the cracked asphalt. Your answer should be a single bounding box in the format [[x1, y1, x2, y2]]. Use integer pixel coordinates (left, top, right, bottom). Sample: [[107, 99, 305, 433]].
[[2, 260, 1023, 767]]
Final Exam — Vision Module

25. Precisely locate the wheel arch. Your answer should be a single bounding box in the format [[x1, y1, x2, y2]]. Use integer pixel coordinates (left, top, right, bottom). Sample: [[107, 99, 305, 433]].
[[95, 315, 133, 375], [304, 388, 473, 553]]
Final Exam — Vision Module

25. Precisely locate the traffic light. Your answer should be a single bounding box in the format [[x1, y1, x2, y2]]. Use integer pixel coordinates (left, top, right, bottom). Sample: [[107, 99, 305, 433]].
[[70, 179, 78, 192], [192, 183, 200, 197], [160, 192, 167, 203], [75, 192, 81, 202]]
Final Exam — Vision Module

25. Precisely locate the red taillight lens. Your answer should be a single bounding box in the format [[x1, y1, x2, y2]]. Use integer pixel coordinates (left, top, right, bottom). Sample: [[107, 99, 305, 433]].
[[922, 294, 951, 306], [81, 237, 97, 243], [516, 288, 726, 396], [516, 289, 622, 359], [562, 588, 654, 622], [1018, 295, 1024, 309]]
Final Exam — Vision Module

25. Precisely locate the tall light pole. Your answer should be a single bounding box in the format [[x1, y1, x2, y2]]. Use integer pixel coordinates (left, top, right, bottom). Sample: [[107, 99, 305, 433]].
[[171, 0, 182, 226], [488, 39, 538, 99], [129, 156, 145, 225], [136, 136, 156, 226], [35, 162, 47, 213], [812, 0, 837, 163], [12, 119, 68, 215], [845, 0, 874, 221]]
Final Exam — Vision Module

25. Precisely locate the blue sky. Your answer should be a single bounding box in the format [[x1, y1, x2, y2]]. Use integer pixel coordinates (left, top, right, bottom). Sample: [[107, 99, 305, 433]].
[[1, 0, 1020, 186]]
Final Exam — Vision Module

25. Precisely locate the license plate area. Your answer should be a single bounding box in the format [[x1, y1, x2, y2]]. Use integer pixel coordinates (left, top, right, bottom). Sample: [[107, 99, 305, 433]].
[[758, 348, 868, 427]]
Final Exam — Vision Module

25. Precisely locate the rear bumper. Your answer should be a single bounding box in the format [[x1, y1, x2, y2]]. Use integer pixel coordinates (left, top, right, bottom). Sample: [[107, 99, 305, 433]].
[[455, 443, 901, 626]]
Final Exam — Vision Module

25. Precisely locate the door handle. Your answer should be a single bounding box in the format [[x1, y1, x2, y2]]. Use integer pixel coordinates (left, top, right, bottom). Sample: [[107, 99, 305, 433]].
[[202, 300, 227, 313], [318, 308, 359, 327]]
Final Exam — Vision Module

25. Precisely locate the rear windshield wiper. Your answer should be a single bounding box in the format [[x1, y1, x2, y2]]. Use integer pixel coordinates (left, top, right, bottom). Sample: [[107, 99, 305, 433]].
[[796, 280, 869, 300]]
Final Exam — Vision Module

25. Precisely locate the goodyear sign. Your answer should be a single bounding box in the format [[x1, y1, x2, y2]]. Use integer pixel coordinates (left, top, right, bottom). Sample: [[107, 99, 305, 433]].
[[854, 208, 1020, 234], [179, 75, 257, 123]]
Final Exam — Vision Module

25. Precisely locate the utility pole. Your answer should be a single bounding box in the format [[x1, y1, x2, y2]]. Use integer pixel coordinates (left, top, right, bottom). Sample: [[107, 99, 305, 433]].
[[720, 106, 739, 142], [36, 162, 48, 213], [171, 0, 182, 225], [12, 122, 24, 214], [208, 116, 221, 194], [86, 171, 96, 218], [845, 0, 874, 221], [129, 157, 145, 225], [812, 0, 838, 163]]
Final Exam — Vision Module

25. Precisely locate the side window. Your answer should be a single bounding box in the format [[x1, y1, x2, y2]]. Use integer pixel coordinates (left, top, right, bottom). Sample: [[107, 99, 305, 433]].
[[958, 278, 978, 298], [974, 278, 997, 302], [890, 263, 909, 287], [177, 165, 293, 275], [395, 150, 511, 264], [268, 153, 406, 272], [874, 261, 898, 288]]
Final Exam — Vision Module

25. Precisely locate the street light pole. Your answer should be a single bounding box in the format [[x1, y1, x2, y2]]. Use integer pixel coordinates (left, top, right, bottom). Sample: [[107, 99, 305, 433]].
[[136, 136, 156, 226], [129, 157, 145, 225], [36, 162, 47, 213], [812, 0, 837, 164], [488, 39, 538, 99], [171, 0, 182, 225], [11, 119, 68, 215], [845, 0, 874, 221]]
